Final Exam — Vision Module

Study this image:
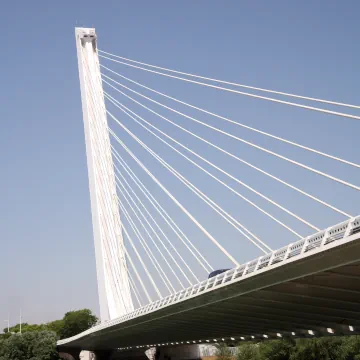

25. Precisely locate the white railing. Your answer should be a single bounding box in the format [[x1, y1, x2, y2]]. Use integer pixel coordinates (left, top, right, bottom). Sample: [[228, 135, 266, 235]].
[[58, 215, 360, 346]]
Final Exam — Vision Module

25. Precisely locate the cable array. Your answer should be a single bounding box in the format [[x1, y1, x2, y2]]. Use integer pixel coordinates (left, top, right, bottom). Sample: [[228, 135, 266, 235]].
[[102, 74, 360, 191], [100, 65, 360, 169], [98, 50, 360, 110], [87, 48, 359, 309], [114, 160, 201, 283], [106, 92, 320, 235], [99, 51, 360, 121], [112, 148, 213, 273]]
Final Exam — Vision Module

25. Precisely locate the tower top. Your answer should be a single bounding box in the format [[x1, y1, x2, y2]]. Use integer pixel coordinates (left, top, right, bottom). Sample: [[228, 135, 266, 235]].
[[75, 27, 97, 47]]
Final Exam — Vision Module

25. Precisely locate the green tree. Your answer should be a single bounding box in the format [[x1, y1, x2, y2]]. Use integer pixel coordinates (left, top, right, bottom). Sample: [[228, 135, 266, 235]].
[[3, 320, 64, 337], [31, 331, 60, 360], [342, 335, 360, 360], [59, 309, 98, 339], [3, 323, 28, 334], [236, 344, 261, 360], [46, 319, 64, 336], [215, 343, 233, 360], [4, 323, 49, 335], [260, 339, 295, 360], [290, 337, 348, 360], [0, 331, 59, 360], [0, 333, 11, 341]]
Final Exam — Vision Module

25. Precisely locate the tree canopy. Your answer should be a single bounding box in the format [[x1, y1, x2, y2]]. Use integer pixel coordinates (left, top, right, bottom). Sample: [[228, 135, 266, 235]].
[[59, 309, 98, 340], [0, 331, 59, 360], [260, 339, 295, 360], [236, 343, 261, 360], [215, 342, 233, 360], [0, 308, 98, 360], [219, 337, 360, 360]]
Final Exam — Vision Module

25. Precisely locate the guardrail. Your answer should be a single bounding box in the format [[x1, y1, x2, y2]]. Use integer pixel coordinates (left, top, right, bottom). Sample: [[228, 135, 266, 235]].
[[58, 215, 360, 346]]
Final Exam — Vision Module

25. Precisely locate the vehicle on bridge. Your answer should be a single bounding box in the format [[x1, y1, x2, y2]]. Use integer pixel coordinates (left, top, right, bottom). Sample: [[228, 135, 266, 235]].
[[208, 269, 230, 278]]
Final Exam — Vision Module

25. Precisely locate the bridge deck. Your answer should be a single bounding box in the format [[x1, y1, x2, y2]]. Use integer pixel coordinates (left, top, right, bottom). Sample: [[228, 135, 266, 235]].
[[58, 217, 360, 351]]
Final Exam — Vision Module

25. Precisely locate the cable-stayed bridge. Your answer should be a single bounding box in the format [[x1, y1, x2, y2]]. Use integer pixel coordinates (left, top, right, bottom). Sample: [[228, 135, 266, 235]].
[[58, 28, 360, 360]]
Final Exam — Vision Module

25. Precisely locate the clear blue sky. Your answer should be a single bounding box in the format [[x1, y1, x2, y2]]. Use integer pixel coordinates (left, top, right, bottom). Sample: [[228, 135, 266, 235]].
[[0, 1, 359, 327]]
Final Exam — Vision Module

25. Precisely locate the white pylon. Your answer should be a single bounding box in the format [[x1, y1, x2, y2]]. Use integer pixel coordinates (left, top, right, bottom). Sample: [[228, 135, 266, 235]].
[[75, 27, 133, 321]]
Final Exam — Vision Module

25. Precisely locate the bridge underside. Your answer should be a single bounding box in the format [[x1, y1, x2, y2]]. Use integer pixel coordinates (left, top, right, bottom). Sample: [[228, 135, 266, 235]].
[[58, 234, 360, 352]]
